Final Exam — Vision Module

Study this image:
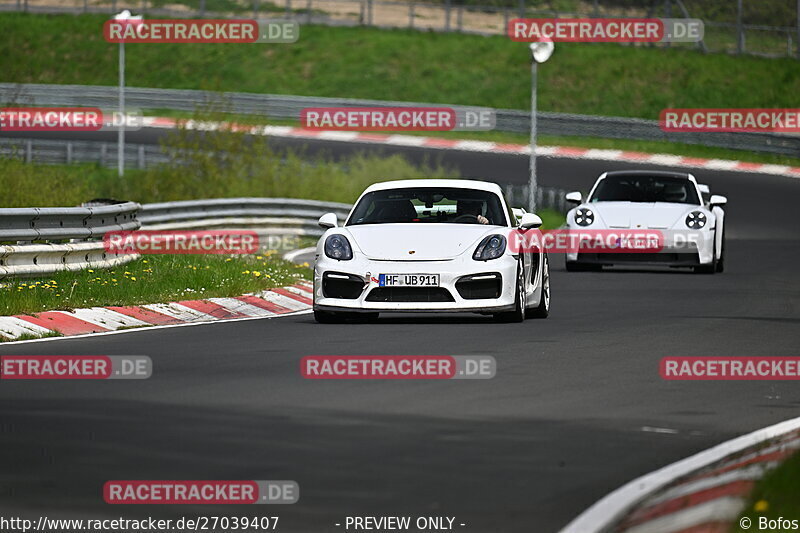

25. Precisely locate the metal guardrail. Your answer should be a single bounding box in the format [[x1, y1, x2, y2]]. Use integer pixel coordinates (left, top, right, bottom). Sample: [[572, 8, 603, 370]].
[[2, 83, 797, 156], [0, 201, 141, 242], [0, 198, 353, 279], [0, 192, 568, 279]]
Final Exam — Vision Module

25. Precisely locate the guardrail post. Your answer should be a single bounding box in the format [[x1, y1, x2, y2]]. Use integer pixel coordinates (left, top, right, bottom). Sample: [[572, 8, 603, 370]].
[[83, 0, 87, 12], [457, 6, 462, 32], [199, 0, 206, 17], [100, 144, 107, 166], [409, 2, 414, 28], [138, 145, 145, 169], [444, 0, 451, 32], [367, 0, 373, 25], [286, 0, 291, 17], [307, 0, 312, 23], [253, 0, 259, 19], [66, 142, 73, 164], [517, 0, 524, 19], [25, 140, 32, 163], [736, 0, 744, 54]]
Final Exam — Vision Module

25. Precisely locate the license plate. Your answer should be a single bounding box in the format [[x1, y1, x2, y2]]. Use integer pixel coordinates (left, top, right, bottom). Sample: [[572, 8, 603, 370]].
[[379, 274, 439, 287]]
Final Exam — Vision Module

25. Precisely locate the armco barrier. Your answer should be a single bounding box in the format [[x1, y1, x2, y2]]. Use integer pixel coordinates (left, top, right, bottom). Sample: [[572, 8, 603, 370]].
[[0, 198, 353, 279], [0, 201, 141, 242], [0, 192, 567, 280], [2, 83, 798, 156]]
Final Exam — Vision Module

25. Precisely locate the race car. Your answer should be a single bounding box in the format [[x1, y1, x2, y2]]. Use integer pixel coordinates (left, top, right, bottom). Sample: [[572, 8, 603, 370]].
[[564, 170, 727, 273], [313, 179, 550, 322]]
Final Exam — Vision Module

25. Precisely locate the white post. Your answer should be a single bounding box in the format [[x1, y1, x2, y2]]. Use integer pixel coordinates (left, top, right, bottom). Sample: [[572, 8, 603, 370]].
[[118, 40, 125, 177], [528, 60, 537, 213]]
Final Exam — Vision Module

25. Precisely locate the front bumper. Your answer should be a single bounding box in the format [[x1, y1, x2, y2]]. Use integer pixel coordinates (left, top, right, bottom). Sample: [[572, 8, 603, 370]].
[[565, 229, 714, 266], [314, 253, 519, 313]]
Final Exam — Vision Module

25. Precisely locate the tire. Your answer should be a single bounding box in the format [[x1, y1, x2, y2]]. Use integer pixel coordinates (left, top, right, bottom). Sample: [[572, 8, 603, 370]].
[[694, 234, 718, 274], [566, 261, 601, 272], [528, 254, 550, 319], [314, 310, 378, 323], [494, 263, 526, 323], [314, 310, 346, 323]]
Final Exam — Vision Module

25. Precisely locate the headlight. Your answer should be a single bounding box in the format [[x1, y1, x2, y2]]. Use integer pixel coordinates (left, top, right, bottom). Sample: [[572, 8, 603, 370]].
[[574, 208, 594, 227], [685, 211, 707, 229], [473, 234, 506, 261], [324, 234, 353, 260]]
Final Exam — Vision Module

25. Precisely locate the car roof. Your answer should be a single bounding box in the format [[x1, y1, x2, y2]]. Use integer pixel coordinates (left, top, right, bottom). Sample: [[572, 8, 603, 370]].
[[602, 170, 696, 181], [362, 179, 504, 195]]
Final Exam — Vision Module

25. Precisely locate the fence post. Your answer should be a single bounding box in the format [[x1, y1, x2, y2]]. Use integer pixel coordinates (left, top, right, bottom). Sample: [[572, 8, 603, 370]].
[[409, 2, 414, 28], [736, 0, 744, 54], [66, 142, 73, 164], [367, 0, 372, 25], [286, 0, 291, 17], [100, 144, 107, 166], [199, 0, 205, 17], [444, 0, 451, 32], [517, 0, 523, 19], [138, 145, 145, 169], [306, 0, 312, 23], [111, 0, 116, 13], [83, 0, 87, 13], [253, 0, 259, 19], [457, 5, 462, 32], [25, 140, 32, 163]]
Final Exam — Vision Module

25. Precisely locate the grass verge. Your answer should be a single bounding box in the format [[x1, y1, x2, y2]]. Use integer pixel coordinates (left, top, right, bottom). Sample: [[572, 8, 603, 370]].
[[732, 450, 800, 532], [0, 252, 311, 317], [1, 14, 797, 120]]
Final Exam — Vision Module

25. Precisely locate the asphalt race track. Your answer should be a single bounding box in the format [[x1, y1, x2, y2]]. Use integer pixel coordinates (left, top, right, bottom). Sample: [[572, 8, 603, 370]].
[[1, 129, 799, 532]]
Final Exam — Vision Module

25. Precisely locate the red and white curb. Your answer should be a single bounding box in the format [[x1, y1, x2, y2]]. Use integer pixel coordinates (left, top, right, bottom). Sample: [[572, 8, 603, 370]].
[[142, 117, 800, 179], [0, 281, 313, 342], [559, 417, 800, 533]]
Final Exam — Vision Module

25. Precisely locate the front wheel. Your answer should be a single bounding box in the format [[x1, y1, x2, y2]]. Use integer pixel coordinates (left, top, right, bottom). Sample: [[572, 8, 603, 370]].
[[494, 263, 526, 323], [314, 309, 346, 323], [528, 254, 550, 319]]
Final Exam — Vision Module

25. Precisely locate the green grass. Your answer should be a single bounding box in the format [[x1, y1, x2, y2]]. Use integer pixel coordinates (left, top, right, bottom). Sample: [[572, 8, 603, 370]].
[[0, 252, 310, 317], [732, 450, 800, 533], [537, 208, 565, 229], [1, 13, 797, 120], [0, 114, 456, 208]]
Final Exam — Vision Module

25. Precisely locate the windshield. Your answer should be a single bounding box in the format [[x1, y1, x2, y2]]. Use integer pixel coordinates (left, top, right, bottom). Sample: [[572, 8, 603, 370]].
[[590, 175, 700, 205], [347, 187, 508, 226]]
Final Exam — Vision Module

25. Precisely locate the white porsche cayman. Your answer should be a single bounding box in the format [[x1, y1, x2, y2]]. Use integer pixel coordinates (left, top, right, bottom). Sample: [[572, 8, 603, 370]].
[[564, 170, 727, 273], [313, 179, 550, 323]]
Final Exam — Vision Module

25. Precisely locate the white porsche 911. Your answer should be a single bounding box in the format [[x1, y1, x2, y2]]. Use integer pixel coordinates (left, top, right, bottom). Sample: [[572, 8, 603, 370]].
[[312, 179, 550, 323], [564, 170, 727, 273]]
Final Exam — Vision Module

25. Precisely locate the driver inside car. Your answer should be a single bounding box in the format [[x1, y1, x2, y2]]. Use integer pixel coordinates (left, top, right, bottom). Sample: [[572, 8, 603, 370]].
[[455, 199, 489, 224]]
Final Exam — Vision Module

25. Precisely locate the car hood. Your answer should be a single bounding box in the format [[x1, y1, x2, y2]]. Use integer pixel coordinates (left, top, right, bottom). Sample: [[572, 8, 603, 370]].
[[590, 202, 700, 229], [345, 224, 500, 260]]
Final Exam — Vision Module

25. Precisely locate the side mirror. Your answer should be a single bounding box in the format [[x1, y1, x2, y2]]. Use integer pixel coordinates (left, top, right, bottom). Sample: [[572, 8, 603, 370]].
[[318, 212, 338, 229], [709, 195, 727, 208], [519, 212, 543, 230], [565, 191, 582, 204]]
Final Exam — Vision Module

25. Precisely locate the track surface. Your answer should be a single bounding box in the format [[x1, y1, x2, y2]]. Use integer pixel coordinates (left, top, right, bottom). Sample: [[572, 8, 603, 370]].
[[1, 130, 799, 532]]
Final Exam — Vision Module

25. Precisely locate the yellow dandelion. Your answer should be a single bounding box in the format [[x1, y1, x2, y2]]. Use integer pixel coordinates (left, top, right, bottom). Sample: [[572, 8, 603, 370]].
[[754, 500, 769, 512]]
